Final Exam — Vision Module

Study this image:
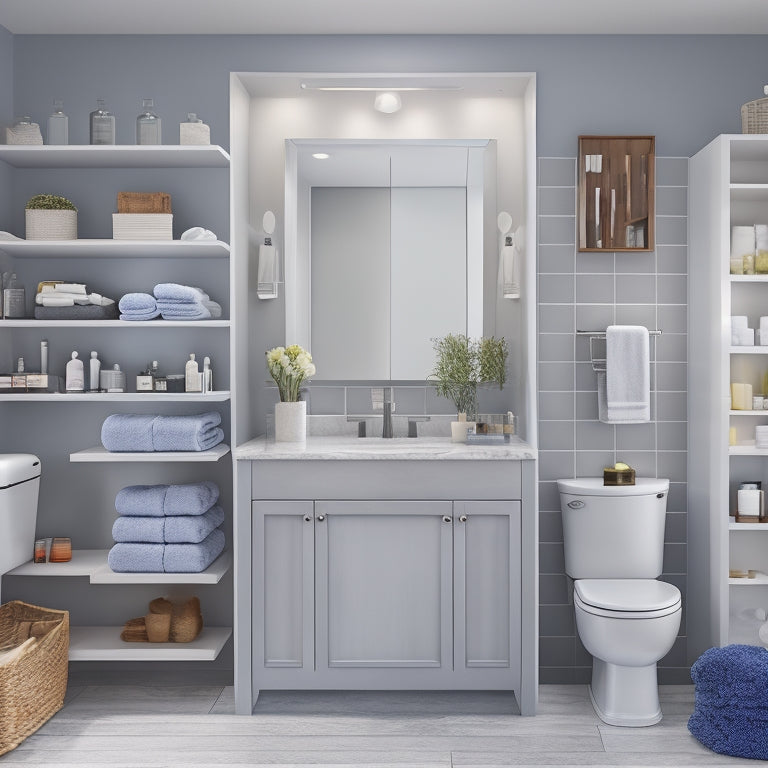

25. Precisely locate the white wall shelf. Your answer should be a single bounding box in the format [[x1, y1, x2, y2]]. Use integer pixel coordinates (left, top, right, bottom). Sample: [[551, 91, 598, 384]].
[[729, 445, 768, 456], [0, 239, 230, 258], [5, 549, 231, 584], [729, 573, 768, 586], [68, 626, 232, 661], [730, 275, 768, 283], [70, 444, 231, 462], [0, 391, 231, 402], [0, 145, 231, 169], [730, 522, 768, 530], [729, 410, 768, 416], [730, 347, 768, 354], [0, 319, 230, 328]]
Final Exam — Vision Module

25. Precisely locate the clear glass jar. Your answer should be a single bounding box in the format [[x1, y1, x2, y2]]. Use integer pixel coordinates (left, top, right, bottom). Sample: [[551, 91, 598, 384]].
[[90, 99, 115, 145], [136, 98, 161, 145], [47, 100, 68, 145]]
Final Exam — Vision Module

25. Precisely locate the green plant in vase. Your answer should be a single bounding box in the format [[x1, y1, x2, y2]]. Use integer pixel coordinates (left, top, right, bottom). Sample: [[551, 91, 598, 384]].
[[429, 333, 508, 441]]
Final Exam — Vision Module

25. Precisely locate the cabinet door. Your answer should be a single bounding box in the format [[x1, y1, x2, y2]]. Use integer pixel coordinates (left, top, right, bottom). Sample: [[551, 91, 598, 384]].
[[315, 500, 453, 670], [252, 501, 314, 678], [454, 501, 521, 676]]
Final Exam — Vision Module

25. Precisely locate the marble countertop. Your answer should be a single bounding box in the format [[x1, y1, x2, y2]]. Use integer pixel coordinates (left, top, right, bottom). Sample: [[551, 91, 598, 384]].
[[234, 435, 536, 461]]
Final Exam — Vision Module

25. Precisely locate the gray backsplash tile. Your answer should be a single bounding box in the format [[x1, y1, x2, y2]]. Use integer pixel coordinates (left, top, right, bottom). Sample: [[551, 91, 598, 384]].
[[346, 386, 377, 415], [538, 157, 576, 187], [539, 303, 574, 333], [656, 332, 687, 362], [539, 635, 575, 667], [575, 420, 615, 451], [540, 604, 576, 636], [575, 304, 614, 332], [656, 185, 688, 215], [615, 251, 656, 274], [539, 391, 575, 421], [538, 185, 576, 215], [655, 157, 688, 187], [575, 361, 598, 391], [576, 251, 614, 273], [539, 420, 575, 451], [656, 361, 688, 391], [614, 451, 657, 476], [574, 450, 616, 476], [616, 422, 657, 451], [392, 386, 428, 415], [539, 450, 575, 481], [656, 450, 687, 481], [657, 245, 688, 274], [663, 543, 687, 574], [538, 244, 575, 273], [539, 507, 564, 539], [540, 542, 566, 574], [656, 215, 688, 246], [658, 273, 688, 304], [538, 333, 574, 362], [658, 303, 688, 334], [615, 304, 658, 328], [538, 361, 575, 391], [539, 215, 576, 245], [616, 273, 656, 304], [668, 482, 687, 512], [665, 511, 687, 543], [575, 391, 599, 420], [575, 273, 614, 304], [657, 420, 688, 450], [539, 274, 575, 303], [305, 386, 346, 415]]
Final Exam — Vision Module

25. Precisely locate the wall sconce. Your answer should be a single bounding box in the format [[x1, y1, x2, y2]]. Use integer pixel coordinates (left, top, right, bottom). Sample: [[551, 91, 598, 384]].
[[373, 92, 402, 114], [497, 212, 521, 300], [257, 210, 279, 300]]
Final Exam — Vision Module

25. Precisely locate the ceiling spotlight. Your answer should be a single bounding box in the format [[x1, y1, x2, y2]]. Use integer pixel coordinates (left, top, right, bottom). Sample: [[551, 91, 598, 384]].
[[374, 92, 402, 114], [312, 153, 330, 160]]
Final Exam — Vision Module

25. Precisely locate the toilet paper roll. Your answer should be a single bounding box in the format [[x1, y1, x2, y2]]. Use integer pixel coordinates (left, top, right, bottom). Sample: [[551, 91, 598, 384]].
[[738, 488, 763, 515]]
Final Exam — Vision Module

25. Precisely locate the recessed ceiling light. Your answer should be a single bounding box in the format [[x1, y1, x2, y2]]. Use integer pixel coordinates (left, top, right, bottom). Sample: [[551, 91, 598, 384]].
[[312, 153, 330, 160]]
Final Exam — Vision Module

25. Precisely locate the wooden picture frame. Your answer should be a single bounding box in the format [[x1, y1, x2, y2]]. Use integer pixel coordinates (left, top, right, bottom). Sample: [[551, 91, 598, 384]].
[[578, 135, 655, 252]]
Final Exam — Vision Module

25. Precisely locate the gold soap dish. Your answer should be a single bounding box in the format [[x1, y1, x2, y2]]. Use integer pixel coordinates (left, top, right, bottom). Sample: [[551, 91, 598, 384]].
[[603, 467, 636, 486]]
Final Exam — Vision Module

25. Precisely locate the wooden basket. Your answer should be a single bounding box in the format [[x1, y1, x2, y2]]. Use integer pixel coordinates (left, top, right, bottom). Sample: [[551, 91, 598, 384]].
[[117, 192, 171, 214], [0, 601, 69, 756], [742, 97, 768, 134]]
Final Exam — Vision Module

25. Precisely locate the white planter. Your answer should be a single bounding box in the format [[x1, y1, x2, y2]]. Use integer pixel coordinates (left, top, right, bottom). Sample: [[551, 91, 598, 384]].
[[275, 401, 307, 443], [25, 209, 77, 240]]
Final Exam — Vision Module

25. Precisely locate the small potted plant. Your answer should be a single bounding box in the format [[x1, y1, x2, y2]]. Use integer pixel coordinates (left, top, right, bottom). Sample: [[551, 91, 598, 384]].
[[266, 344, 316, 442], [25, 194, 78, 240], [429, 333, 508, 442]]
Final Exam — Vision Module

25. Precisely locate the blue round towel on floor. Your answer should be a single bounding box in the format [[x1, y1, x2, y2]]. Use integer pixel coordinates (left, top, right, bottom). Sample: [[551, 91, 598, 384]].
[[688, 644, 768, 760]]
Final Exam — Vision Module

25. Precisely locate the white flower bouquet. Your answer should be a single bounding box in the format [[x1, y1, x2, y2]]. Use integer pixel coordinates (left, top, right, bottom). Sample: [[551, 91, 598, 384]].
[[266, 344, 316, 402]]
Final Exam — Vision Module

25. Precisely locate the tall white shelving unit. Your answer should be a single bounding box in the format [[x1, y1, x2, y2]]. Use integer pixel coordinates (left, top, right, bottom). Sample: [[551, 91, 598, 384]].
[[0, 145, 233, 662], [689, 135, 768, 661]]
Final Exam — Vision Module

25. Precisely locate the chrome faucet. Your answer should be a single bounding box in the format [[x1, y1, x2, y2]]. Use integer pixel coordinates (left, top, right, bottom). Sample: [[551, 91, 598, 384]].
[[382, 387, 394, 438]]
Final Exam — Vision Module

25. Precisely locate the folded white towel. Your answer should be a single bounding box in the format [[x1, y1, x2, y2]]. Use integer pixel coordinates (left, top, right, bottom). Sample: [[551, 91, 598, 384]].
[[601, 325, 650, 424], [54, 283, 87, 294]]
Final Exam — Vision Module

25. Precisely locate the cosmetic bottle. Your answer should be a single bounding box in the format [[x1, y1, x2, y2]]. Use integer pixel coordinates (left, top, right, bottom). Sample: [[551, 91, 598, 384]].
[[47, 100, 69, 145], [202, 356, 213, 393], [66, 351, 84, 392], [136, 362, 154, 392], [136, 98, 161, 145], [150, 360, 167, 392], [185, 353, 201, 392], [89, 351, 101, 392], [40, 340, 48, 375], [179, 112, 210, 145], [90, 99, 115, 145], [3, 274, 25, 319]]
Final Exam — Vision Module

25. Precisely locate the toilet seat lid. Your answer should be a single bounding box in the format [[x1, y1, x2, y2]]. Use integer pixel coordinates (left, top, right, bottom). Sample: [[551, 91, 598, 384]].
[[575, 579, 681, 612]]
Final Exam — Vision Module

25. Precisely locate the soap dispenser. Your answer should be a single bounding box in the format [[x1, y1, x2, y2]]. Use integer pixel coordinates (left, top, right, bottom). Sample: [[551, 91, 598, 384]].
[[185, 353, 201, 392], [66, 351, 84, 392], [89, 351, 101, 392]]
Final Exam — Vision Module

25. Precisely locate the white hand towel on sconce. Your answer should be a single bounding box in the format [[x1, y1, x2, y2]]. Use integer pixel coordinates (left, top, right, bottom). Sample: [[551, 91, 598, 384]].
[[597, 325, 650, 424]]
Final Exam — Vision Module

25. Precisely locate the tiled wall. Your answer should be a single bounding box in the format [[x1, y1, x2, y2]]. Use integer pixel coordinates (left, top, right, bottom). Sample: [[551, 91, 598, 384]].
[[537, 156, 689, 684]]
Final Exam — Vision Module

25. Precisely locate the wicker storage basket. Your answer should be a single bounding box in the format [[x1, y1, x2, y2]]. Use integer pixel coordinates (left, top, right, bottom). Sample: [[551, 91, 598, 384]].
[[25, 209, 77, 240], [742, 96, 768, 134], [0, 602, 69, 756]]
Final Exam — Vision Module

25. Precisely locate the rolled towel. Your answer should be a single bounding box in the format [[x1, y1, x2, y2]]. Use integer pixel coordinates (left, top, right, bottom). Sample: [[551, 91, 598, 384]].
[[163, 527, 225, 573], [115, 484, 169, 517], [164, 480, 219, 516], [119, 292, 157, 312], [153, 283, 208, 303], [107, 542, 164, 572], [157, 304, 212, 321], [112, 505, 225, 544], [152, 411, 224, 452], [101, 414, 156, 452], [120, 308, 161, 321], [203, 299, 222, 319]]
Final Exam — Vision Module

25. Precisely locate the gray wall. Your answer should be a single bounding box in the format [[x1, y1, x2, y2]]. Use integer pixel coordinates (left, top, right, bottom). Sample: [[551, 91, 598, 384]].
[[5, 30, 768, 682]]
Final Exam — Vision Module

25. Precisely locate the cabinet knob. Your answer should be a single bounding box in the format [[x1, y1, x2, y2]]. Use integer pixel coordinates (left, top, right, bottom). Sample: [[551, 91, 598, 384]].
[[304, 515, 312, 522], [316, 514, 326, 522], [459, 514, 468, 523], [443, 515, 452, 523]]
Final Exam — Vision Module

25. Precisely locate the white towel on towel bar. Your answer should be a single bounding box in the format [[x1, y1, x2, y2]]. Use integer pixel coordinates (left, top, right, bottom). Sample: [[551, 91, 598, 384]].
[[600, 325, 650, 424]]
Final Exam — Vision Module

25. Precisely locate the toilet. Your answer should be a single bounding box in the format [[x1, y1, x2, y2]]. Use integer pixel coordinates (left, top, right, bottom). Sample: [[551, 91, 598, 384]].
[[557, 477, 681, 727]]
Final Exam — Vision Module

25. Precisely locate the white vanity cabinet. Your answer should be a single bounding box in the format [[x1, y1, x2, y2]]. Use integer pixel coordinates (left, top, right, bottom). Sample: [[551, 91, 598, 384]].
[[236, 436, 536, 715]]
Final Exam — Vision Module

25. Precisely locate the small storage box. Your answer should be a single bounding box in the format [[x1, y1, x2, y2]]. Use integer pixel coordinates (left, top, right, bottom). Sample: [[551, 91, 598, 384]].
[[742, 96, 768, 134], [603, 467, 636, 486], [112, 213, 172, 240], [0, 601, 69, 755]]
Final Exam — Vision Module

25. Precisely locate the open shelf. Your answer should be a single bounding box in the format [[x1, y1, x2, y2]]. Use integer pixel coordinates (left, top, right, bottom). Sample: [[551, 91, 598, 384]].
[[0, 145, 230, 169], [0, 391, 231, 402], [0, 239, 230, 258], [6, 549, 231, 584], [730, 445, 768, 456], [730, 522, 768, 531], [729, 410, 768, 416], [729, 572, 768, 586], [0, 319, 230, 328], [730, 346, 768, 354], [68, 626, 232, 661], [730, 275, 768, 283], [70, 444, 230, 462]]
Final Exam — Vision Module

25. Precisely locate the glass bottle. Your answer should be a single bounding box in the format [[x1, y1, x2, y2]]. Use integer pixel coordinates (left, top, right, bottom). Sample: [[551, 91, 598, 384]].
[[47, 100, 68, 145], [89, 99, 115, 145], [136, 98, 161, 145]]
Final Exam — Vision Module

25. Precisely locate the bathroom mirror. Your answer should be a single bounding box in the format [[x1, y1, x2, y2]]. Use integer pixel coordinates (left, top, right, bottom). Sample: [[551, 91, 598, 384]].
[[285, 139, 496, 380]]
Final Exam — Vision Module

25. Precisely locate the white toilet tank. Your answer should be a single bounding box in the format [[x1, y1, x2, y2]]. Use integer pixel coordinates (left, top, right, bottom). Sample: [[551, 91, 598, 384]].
[[558, 477, 669, 579], [0, 454, 41, 596]]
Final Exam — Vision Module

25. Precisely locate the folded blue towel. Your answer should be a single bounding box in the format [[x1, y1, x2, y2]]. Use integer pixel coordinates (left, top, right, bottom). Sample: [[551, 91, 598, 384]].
[[115, 484, 169, 517], [153, 283, 208, 303], [119, 292, 157, 312], [164, 480, 219, 516], [101, 414, 157, 452], [107, 527, 225, 573], [107, 542, 164, 572], [112, 505, 225, 544], [690, 644, 768, 708], [164, 527, 225, 572], [120, 310, 161, 321], [152, 411, 224, 452], [157, 302, 212, 321]]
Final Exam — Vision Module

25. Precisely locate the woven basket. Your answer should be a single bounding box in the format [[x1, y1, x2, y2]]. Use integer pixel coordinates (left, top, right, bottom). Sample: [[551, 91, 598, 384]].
[[0, 601, 69, 755], [742, 96, 768, 134], [25, 209, 77, 240]]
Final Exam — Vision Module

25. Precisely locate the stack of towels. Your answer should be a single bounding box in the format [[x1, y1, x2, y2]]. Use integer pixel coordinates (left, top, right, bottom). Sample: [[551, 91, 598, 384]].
[[688, 644, 768, 760], [107, 481, 225, 573], [119, 283, 222, 321], [35, 281, 118, 320], [101, 411, 224, 452], [756, 425, 768, 449]]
